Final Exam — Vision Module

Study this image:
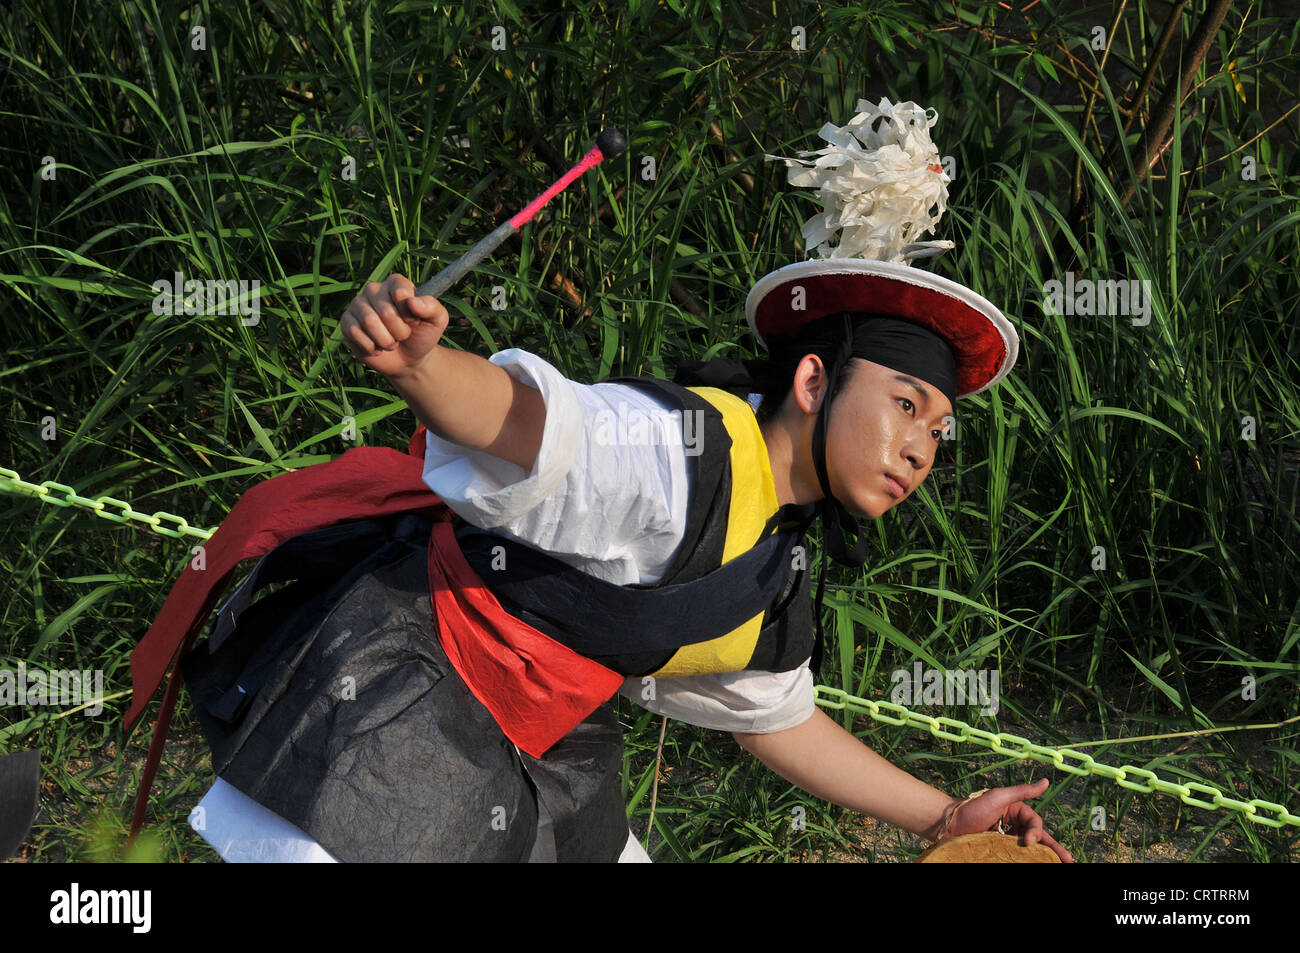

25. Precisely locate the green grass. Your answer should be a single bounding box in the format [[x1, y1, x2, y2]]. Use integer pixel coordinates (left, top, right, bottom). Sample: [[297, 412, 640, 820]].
[[1, 0, 1297, 862]]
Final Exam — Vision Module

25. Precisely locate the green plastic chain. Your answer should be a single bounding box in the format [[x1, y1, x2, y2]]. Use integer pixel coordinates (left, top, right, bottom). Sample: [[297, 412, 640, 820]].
[[815, 685, 1300, 829], [0, 466, 214, 541]]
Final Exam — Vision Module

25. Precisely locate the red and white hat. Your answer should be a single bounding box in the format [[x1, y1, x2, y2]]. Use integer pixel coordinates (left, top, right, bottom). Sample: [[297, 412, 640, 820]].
[[745, 98, 1018, 399]]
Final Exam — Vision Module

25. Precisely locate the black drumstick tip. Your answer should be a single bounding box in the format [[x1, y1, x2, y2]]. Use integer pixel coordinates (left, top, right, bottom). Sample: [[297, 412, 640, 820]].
[[596, 128, 628, 160]]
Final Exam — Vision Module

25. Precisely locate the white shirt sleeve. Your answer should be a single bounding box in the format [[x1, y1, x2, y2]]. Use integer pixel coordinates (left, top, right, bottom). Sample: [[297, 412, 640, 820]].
[[421, 347, 816, 731], [422, 348, 688, 584], [617, 665, 816, 734]]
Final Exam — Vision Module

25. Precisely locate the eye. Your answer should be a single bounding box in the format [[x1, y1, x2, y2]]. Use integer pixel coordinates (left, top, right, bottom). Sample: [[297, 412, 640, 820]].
[[899, 397, 915, 415]]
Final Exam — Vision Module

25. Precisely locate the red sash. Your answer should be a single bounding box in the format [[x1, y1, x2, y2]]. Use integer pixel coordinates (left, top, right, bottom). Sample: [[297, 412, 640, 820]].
[[126, 427, 623, 836]]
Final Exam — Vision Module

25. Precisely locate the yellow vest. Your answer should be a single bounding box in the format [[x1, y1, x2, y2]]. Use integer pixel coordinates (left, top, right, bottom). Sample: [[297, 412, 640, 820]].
[[648, 386, 784, 678]]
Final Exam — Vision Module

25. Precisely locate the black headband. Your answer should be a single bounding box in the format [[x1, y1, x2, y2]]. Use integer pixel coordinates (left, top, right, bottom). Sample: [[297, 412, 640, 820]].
[[673, 311, 959, 410], [842, 315, 958, 410]]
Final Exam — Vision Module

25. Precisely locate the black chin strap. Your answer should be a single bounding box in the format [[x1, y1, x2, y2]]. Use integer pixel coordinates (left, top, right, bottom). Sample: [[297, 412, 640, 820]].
[[808, 314, 871, 677]]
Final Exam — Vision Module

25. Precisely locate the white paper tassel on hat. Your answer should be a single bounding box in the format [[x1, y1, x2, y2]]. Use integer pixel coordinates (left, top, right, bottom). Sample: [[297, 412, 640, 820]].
[[747, 96, 1019, 397], [765, 97, 955, 263]]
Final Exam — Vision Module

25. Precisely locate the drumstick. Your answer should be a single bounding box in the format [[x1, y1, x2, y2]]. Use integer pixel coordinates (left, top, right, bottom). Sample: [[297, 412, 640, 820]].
[[414, 128, 628, 300]]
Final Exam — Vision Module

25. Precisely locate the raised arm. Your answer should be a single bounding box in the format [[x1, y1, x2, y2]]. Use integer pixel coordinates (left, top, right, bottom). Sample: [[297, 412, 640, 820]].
[[341, 273, 545, 471]]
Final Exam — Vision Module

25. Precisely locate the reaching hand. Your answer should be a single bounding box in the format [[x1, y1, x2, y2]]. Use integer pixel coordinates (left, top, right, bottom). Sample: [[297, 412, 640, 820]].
[[341, 274, 448, 378], [944, 778, 1074, 862]]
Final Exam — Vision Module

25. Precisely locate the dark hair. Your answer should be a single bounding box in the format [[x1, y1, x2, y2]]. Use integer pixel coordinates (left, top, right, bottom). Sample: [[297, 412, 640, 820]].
[[750, 311, 866, 425]]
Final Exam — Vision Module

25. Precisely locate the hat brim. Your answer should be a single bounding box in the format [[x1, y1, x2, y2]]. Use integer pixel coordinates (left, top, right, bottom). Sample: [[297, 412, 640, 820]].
[[745, 259, 1018, 398]]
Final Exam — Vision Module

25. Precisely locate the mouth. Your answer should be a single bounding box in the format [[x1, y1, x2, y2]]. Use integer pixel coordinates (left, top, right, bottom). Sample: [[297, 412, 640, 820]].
[[883, 473, 908, 499]]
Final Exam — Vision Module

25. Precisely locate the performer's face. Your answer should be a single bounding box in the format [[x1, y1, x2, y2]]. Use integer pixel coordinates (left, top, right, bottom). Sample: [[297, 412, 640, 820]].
[[822, 357, 953, 520]]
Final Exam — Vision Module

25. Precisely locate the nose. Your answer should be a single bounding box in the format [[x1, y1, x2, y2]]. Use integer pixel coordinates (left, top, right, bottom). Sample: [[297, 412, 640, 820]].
[[902, 429, 934, 473]]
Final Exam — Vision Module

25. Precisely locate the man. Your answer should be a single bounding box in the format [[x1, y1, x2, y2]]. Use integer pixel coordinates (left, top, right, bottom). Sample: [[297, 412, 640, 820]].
[[154, 96, 1070, 862]]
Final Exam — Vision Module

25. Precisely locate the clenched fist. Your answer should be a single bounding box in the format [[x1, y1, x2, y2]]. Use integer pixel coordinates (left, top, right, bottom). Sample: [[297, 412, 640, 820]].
[[341, 274, 448, 378]]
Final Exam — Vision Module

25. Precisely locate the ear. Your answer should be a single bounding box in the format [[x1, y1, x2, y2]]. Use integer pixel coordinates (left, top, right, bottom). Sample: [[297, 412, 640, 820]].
[[791, 353, 829, 416]]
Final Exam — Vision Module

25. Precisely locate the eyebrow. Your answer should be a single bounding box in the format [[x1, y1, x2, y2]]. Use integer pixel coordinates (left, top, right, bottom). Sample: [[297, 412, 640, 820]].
[[892, 374, 931, 410]]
